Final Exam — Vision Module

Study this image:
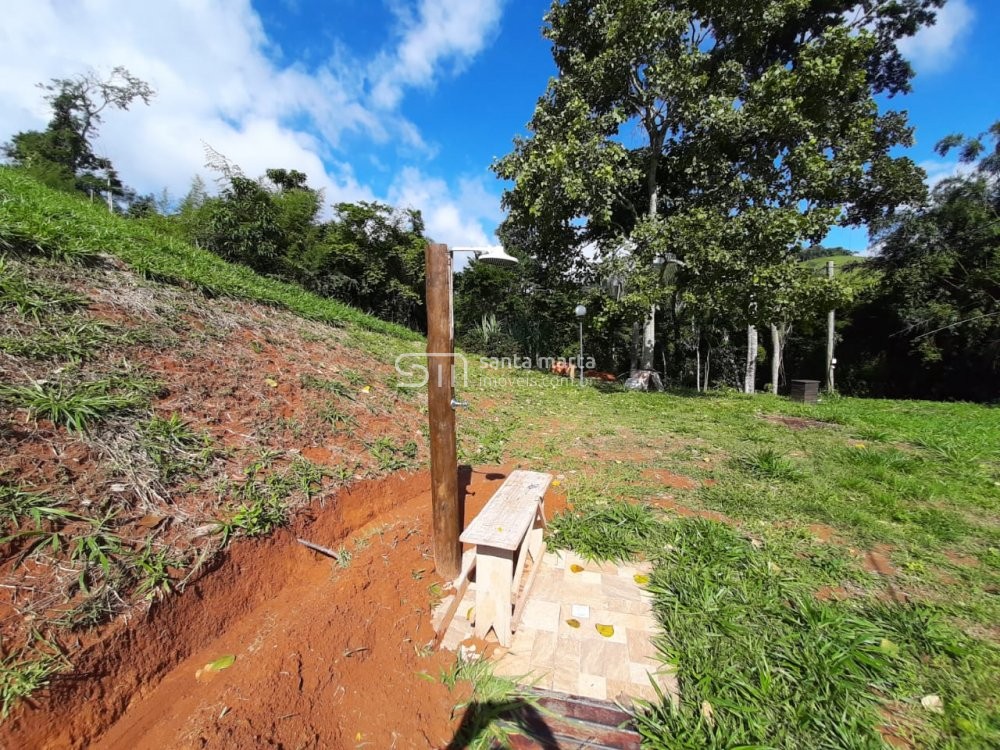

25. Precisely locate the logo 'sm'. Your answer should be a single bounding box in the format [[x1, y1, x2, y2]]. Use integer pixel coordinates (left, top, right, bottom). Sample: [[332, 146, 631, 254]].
[[395, 352, 469, 388]]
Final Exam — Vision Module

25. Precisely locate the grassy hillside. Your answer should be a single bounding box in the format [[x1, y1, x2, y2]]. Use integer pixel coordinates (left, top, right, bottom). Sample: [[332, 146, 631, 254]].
[[0, 170, 429, 720], [0, 167, 422, 342]]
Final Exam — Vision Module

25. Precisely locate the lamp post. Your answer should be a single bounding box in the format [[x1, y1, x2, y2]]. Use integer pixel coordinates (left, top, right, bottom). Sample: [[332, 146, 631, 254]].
[[575, 304, 587, 386], [425, 243, 518, 580]]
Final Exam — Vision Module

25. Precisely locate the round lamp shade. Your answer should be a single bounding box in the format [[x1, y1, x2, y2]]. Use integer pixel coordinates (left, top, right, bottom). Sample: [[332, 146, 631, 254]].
[[477, 246, 519, 267]]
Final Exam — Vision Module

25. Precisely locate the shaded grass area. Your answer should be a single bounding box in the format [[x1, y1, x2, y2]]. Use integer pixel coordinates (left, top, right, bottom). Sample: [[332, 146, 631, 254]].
[[456, 369, 1000, 748], [0, 167, 421, 341]]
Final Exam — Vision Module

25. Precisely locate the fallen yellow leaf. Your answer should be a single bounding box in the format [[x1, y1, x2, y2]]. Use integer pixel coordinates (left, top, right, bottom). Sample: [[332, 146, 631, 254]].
[[595, 623, 614, 638], [701, 700, 716, 727], [466, 606, 475, 621], [552, 480, 561, 487], [569, 564, 584, 573], [361, 385, 371, 393], [633, 573, 650, 585], [565, 618, 580, 628], [264, 378, 278, 388]]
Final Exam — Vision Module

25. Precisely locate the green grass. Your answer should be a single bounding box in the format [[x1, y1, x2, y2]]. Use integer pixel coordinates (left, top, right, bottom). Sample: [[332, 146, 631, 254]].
[[735, 446, 803, 481], [0, 378, 147, 432], [456, 366, 1000, 749], [0, 167, 421, 341], [141, 413, 213, 483], [0, 483, 80, 531], [0, 317, 113, 361], [300, 373, 353, 399], [368, 436, 419, 471], [0, 643, 67, 719], [0, 256, 86, 320], [443, 657, 540, 750], [215, 458, 329, 545]]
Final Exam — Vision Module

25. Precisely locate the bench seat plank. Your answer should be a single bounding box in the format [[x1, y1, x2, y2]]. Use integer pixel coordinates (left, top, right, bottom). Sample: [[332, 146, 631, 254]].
[[460, 470, 552, 551]]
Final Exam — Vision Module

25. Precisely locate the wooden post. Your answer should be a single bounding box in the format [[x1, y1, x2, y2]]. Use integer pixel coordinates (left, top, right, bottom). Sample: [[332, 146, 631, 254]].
[[825, 260, 836, 393], [425, 242, 461, 579]]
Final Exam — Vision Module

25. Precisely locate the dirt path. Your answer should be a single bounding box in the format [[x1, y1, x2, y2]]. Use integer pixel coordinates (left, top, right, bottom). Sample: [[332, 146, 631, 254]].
[[4, 468, 548, 749]]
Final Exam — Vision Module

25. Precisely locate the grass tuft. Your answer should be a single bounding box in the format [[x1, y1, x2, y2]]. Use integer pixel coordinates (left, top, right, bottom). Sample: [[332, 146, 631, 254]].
[[735, 447, 802, 481], [141, 413, 213, 483], [0, 642, 68, 719], [548, 500, 659, 562], [0, 378, 146, 432]]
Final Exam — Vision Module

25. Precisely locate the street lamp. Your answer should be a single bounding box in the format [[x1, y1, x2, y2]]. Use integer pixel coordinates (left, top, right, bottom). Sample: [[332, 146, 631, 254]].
[[452, 245, 519, 267], [575, 304, 587, 387], [425, 242, 519, 580]]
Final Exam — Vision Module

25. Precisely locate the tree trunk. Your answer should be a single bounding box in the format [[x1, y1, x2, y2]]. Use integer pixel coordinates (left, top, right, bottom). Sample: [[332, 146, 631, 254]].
[[770, 323, 781, 394], [703, 344, 711, 391], [695, 324, 701, 392], [744, 324, 758, 394], [825, 260, 836, 392], [630, 321, 641, 372], [629, 126, 663, 391], [640, 304, 656, 370]]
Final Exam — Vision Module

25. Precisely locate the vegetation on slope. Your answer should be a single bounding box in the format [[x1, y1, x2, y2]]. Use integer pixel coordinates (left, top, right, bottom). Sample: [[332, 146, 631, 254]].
[[0, 167, 422, 342], [0, 173, 429, 719]]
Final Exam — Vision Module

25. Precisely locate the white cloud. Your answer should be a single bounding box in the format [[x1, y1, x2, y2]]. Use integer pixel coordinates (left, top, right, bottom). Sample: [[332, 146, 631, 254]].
[[369, 0, 504, 109], [918, 158, 976, 189], [387, 167, 503, 259], [0, 0, 387, 204], [0, 0, 504, 243], [898, 0, 974, 73]]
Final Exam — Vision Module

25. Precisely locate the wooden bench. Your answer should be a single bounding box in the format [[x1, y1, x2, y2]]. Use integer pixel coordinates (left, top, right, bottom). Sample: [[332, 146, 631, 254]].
[[459, 469, 552, 646]]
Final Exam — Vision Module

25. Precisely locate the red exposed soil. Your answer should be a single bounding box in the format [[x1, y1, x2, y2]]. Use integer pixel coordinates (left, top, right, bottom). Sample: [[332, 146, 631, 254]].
[[807, 523, 843, 544], [877, 702, 919, 750], [861, 544, 898, 577], [647, 495, 734, 525], [1, 466, 561, 749], [762, 415, 836, 431], [641, 468, 698, 490], [814, 585, 852, 602], [942, 550, 980, 568]]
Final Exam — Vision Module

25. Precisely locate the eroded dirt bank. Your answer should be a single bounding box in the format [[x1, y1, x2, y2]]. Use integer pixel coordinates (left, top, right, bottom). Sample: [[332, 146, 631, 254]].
[[2, 468, 546, 749]]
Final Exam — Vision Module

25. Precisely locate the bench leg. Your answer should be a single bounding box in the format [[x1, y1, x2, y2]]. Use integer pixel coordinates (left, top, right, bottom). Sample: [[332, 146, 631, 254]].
[[527, 502, 545, 562], [475, 545, 514, 647]]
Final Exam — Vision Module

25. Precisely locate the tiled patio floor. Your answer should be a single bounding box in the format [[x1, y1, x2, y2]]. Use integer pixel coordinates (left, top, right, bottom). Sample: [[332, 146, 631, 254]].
[[436, 549, 679, 707]]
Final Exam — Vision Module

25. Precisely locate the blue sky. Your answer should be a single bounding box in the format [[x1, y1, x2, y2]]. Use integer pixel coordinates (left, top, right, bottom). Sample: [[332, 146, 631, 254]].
[[1, 0, 996, 253]]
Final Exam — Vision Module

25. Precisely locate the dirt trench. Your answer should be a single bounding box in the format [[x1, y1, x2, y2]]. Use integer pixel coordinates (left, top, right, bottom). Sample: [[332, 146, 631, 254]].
[[0, 468, 529, 749]]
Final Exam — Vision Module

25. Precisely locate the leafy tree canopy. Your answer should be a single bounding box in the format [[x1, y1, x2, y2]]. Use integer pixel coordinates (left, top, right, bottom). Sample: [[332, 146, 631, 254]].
[[2, 66, 153, 201], [495, 0, 938, 335]]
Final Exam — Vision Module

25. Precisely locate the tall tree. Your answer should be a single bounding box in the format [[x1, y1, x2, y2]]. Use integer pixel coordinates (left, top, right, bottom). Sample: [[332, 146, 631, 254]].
[[3, 66, 153, 203], [495, 0, 937, 389], [854, 122, 1000, 401]]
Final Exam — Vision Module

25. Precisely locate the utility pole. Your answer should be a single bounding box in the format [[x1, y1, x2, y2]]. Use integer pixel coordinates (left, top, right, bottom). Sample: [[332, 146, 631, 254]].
[[825, 260, 836, 392], [425, 243, 460, 579]]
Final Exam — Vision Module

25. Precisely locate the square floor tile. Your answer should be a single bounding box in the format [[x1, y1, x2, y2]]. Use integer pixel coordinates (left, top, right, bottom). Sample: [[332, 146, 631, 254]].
[[520, 599, 560, 632], [577, 673, 607, 700]]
